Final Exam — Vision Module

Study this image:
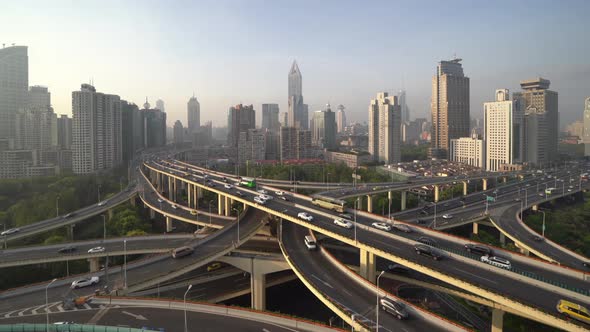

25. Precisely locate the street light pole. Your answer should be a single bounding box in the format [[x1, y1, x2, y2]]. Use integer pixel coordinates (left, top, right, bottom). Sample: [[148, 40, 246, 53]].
[[46, 278, 58, 330], [97, 184, 101, 203], [376, 271, 385, 332], [124, 239, 127, 288], [184, 284, 193, 332], [433, 202, 437, 228], [101, 214, 106, 241], [56, 196, 60, 218], [539, 210, 546, 238]]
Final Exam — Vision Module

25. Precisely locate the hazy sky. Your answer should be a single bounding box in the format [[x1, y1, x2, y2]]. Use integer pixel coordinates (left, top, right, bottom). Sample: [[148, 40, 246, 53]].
[[2, 0, 589, 128]]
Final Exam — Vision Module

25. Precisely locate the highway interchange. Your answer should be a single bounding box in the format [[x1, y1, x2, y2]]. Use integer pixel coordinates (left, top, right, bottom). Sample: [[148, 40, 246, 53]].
[[1, 153, 590, 331]]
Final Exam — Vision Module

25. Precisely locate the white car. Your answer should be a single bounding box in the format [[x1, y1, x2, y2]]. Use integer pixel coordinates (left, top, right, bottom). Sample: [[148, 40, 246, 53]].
[[442, 214, 453, 219], [391, 223, 412, 233], [333, 218, 353, 229], [257, 189, 268, 195], [258, 194, 273, 201], [224, 184, 233, 189], [481, 255, 512, 270], [253, 196, 267, 205], [297, 212, 313, 221], [88, 246, 105, 254], [157, 198, 164, 203], [372, 222, 391, 231], [97, 201, 107, 207], [275, 191, 284, 196], [1, 228, 20, 236], [71, 276, 99, 289], [170, 204, 177, 209]]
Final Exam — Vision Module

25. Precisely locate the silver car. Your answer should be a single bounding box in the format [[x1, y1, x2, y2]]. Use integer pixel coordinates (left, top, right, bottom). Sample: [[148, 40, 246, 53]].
[[333, 218, 353, 229]]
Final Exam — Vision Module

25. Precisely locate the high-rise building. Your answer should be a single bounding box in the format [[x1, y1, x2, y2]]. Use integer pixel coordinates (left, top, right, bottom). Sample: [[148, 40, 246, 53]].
[[450, 132, 484, 169], [368, 92, 402, 164], [311, 104, 336, 149], [280, 112, 288, 127], [173, 120, 184, 145], [430, 58, 470, 159], [120, 100, 140, 162], [14, 107, 57, 152], [261, 104, 280, 132], [484, 89, 524, 171], [227, 104, 255, 149], [57, 115, 72, 150], [336, 104, 347, 133], [156, 99, 165, 112], [0, 45, 28, 140], [514, 78, 559, 166], [238, 129, 266, 163], [584, 98, 590, 157], [565, 120, 584, 138], [287, 61, 309, 129], [187, 94, 200, 133], [398, 90, 410, 123], [72, 84, 122, 174], [27, 85, 51, 109], [280, 127, 312, 161], [140, 98, 167, 148]]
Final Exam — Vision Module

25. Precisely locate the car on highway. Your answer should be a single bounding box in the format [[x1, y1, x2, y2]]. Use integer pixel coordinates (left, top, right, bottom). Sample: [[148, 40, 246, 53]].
[[172, 246, 194, 258], [371, 222, 391, 231], [414, 244, 443, 260], [417, 236, 437, 247], [481, 255, 512, 270], [391, 223, 412, 233], [297, 212, 314, 221], [464, 243, 492, 256], [258, 194, 273, 201], [97, 201, 107, 207], [170, 204, 177, 209], [339, 213, 353, 219], [275, 191, 284, 196], [556, 300, 590, 325], [58, 245, 76, 254], [207, 262, 222, 272], [333, 218, 353, 229], [87, 246, 105, 254], [71, 276, 99, 289], [157, 198, 164, 203], [53, 322, 74, 325], [532, 234, 544, 242], [235, 191, 244, 197], [419, 209, 429, 215], [380, 298, 409, 320], [279, 196, 289, 201], [63, 213, 75, 218], [224, 184, 233, 189], [1, 228, 20, 236], [257, 189, 268, 195], [253, 196, 267, 205], [442, 214, 453, 219], [387, 264, 410, 274], [190, 210, 198, 215]]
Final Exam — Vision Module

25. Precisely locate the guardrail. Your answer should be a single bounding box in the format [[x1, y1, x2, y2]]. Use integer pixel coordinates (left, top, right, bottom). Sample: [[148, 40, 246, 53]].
[[92, 297, 343, 332], [0, 325, 159, 332]]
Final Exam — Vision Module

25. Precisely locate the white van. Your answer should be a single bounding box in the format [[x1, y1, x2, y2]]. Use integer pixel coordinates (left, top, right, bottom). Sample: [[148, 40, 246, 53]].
[[304, 235, 316, 250]]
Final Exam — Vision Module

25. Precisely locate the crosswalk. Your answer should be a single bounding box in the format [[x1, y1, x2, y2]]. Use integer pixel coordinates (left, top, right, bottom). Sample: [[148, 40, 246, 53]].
[[0, 302, 118, 319]]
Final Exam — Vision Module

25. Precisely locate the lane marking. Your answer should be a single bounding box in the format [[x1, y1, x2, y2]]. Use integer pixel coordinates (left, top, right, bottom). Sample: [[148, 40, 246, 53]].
[[374, 239, 401, 251], [454, 267, 498, 284], [311, 274, 333, 289]]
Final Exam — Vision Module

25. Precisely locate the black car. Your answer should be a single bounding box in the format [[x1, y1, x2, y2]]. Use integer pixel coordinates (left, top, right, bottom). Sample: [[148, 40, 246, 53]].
[[235, 191, 244, 197], [279, 196, 289, 201], [464, 243, 493, 256], [414, 244, 443, 260], [387, 264, 410, 274], [419, 209, 429, 215], [58, 245, 76, 254], [417, 236, 437, 247]]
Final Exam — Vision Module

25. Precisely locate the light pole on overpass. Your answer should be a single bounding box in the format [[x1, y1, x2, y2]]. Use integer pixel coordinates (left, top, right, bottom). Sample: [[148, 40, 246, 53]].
[[124, 239, 127, 288], [354, 197, 359, 243], [538, 210, 546, 238], [376, 270, 385, 332], [45, 278, 57, 330], [56, 196, 60, 218], [184, 284, 193, 332]]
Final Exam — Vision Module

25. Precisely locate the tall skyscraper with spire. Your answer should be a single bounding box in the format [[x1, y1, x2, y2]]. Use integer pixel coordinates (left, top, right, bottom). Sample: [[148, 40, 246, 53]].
[[429, 58, 470, 159], [288, 61, 308, 129], [187, 94, 200, 134]]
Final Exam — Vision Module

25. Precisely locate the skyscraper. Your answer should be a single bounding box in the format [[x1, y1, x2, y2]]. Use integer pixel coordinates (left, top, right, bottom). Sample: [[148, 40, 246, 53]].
[[261, 103, 280, 132], [0, 45, 28, 140], [227, 104, 256, 148], [368, 92, 402, 164], [140, 99, 167, 148], [484, 89, 524, 171], [57, 115, 72, 150], [514, 78, 558, 166], [27, 86, 51, 109], [584, 97, 590, 157], [398, 90, 410, 123], [156, 99, 165, 112], [120, 100, 140, 162], [336, 104, 347, 133], [287, 61, 308, 129], [311, 104, 336, 149], [173, 120, 184, 146], [72, 84, 122, 174], [430, 58, 470, 159], [280, 126, 312, 161], [187, 94, 200, 133]]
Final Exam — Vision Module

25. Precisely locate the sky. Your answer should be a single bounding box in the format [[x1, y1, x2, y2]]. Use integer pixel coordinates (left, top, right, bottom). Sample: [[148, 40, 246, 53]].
[[1, 0, 589, 128]]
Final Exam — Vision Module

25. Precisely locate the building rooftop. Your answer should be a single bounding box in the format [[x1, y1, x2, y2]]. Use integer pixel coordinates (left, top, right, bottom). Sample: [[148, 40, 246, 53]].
[[520, 78, 551, 90]]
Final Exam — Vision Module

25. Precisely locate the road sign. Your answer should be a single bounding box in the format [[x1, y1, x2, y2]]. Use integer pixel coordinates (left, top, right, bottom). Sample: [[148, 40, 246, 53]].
[[486, 195, 495, 202]]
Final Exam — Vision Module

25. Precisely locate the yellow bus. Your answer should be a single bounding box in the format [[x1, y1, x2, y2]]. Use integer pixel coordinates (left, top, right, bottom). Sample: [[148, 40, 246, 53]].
[[557, 300, 590, 325], [311, 195, 346, 213]]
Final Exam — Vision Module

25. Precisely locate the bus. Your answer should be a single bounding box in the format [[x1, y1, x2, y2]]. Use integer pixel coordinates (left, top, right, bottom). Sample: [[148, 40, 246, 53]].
[[545, 187, 556, 195], [239, 177, 256, 188], [311, 195, 346, 213]]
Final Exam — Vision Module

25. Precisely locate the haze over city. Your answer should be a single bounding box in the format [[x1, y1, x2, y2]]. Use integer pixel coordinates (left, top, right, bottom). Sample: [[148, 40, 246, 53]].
[[2, 0, 589, 127]]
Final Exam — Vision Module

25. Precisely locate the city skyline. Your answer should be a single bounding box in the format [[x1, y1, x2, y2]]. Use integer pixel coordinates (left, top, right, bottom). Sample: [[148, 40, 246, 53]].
[[1, 1, 588, 128]]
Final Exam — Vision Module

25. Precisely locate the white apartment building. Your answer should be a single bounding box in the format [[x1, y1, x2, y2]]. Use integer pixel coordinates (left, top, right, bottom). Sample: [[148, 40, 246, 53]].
[[450, 133, 484, 168], [484, 89, 523, 171], [368, 92, 401, 164]]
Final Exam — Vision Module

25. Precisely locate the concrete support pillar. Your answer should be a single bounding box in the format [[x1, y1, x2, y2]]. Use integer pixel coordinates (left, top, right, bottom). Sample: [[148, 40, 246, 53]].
[[197, 187, 203, 197], [462, 181, 468, 196], [499, 232, 506, 246], [173, 178, 177, 202], [251, 269, 267, 311], [218, 195, 225, 216], [359, 248, 376, 283], [520, 247, 530, 256], [193, 185, 198, 209], [472, 222, 479, 235], [107, 208, 113, 220], [187, 184, 192, 208], [482, 179, 488, 191], [129, 196, 136, 207], [366, 195, 373, 213], [89, 257, 100, 272], [224, 196, 231, 217], [149, 209, 155, 219], [434, 185, 440, 203], [67, 224, 75, 240], [168, 176, 173, 200], [166, 216, 173, 232], [491, 308, 504, 332], [400, 191, 407, 211]]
